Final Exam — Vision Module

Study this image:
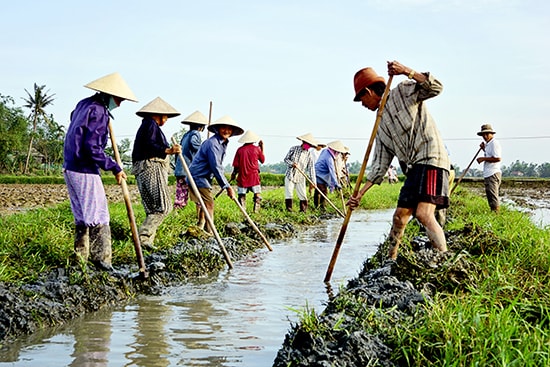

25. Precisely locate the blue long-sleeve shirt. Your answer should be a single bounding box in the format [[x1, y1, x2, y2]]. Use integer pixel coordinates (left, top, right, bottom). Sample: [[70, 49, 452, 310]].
[[174, 129, 202, 177], [131, 117, 169, 162], [63, 94, 121, 175], [188, 134, 230, 189], [315, 148, 340, 190]]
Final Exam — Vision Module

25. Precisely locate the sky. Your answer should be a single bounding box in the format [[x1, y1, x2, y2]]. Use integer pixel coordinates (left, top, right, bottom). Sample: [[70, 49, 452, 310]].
[[2, 0, 549, 171]]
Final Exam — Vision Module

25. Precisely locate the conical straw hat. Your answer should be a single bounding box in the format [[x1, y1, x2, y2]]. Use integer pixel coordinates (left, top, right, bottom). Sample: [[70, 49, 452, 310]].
[[84, 72, 138, 102], [208, 115, 244, 137], [181, 110, 208, 125], [296, 133, 321, 147], [135, 97, 180, 118], [327, 140, 347, 153], [238, 130, 260, 144]]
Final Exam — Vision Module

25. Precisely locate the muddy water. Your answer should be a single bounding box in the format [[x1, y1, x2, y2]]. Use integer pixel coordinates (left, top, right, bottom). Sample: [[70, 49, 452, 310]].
[[0, 209, 393, 367]]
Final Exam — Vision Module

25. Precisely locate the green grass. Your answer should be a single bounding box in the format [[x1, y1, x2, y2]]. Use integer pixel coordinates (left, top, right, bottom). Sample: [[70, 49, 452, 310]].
[[0, 180, 396, 283], [291, 186, 550, 366]]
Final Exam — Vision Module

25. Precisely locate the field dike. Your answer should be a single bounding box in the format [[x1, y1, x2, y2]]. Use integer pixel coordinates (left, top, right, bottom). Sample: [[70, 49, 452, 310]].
[[0, 221, 296, 346], [1, 180, 548, 365], [272, 224, 486, 366]]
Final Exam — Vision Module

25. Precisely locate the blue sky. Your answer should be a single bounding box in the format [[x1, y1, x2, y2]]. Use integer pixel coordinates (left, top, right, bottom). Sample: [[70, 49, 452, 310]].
[[2, 0, 549, 170]]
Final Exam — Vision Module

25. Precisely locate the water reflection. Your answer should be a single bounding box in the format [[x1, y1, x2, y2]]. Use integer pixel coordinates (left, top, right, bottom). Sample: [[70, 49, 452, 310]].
[[69, 317, 111, 367], [0, 209, 393, 367]]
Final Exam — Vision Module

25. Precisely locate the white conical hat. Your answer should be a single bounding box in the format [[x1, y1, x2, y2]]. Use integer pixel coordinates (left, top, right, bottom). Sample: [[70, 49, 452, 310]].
[[296, 133, 321, 147], [181, 110, 208, 125], [135, 97, 180, 118], [327, 140, 347, 153], [84, 72, 138, 102], [238, 130, 260, 144], [208, 115, 244, 137]]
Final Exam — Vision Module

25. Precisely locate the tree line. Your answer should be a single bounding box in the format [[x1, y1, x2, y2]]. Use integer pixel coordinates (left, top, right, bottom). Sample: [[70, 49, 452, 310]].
[[2, 87, 550, 178]]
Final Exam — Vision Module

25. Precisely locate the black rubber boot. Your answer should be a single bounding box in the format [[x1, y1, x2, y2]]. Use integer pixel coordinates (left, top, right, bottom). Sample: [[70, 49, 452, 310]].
[[285, 198, 293, 212], [238, 194, 246, 208], [253, 194, 262, 213], [74, 225, 89, 261], [299, 200, 308, 213]]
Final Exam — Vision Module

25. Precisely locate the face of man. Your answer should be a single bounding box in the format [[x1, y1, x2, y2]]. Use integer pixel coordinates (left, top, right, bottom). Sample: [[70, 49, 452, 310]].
[[358, 88, 381, 111], [482, 132, 494, 142], [218, 125, 233, 140]]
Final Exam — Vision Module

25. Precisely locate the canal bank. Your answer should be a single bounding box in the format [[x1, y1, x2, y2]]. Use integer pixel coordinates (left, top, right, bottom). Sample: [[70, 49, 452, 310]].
[[273, 186, 550, 366], [1, 182, 549, 365]]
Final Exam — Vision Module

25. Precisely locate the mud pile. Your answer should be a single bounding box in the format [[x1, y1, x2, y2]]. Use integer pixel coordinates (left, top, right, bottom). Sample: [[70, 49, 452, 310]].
[[0, 222, 295, 345], [272, 225, 491, 367]]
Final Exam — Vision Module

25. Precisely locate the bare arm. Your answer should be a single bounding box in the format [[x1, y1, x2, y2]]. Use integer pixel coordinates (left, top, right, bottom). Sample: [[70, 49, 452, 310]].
[[387, 60, 427, 83]]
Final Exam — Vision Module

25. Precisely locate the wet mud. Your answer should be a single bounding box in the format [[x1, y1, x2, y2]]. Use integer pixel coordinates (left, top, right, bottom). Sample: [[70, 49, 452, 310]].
[[0, 181, 548, 364]]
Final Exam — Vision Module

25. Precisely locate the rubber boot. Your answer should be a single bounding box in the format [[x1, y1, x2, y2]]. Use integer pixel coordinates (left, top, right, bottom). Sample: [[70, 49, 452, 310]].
[[89, 224, 113, 271], [313, 190, 320, 208], [253, 194, 262, 213], [285, 198, 293, 212], [299, 200, 308, 213], [139, 213, 165, 251], [238, 194, 246, 209], [74, 225, 89, 261]]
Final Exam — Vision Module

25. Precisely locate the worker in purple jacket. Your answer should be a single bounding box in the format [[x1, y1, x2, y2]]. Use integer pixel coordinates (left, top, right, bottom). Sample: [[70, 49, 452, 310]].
[[63, 72, 138, 271]]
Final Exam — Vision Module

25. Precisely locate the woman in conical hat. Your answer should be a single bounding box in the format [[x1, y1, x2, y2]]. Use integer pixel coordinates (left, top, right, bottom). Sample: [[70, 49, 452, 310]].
[[230, 130, 265, 213], [131, 97, 182, 251], [174, 110, 209, 209], [282, 132, 320, 213], [188, 115, 243, 231], [63, 72, 137, 272]]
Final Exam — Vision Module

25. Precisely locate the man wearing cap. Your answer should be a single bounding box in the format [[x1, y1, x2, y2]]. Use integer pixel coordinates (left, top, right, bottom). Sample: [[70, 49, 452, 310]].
[[63, 72, 137, 271], [188, 115, 243, 231], [314, 140, 345, 212], [230, 130, 265, 213], [348, 61, 450, 260], [283, 133, 320, 212], [476, 124, 502, 212], [131, 97, 182, 250], [174, 111, 208, 210]]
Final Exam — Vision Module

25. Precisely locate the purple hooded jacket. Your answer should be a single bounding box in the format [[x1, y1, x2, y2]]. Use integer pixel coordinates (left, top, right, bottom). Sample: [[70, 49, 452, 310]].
[[63, 94, 122, 175]]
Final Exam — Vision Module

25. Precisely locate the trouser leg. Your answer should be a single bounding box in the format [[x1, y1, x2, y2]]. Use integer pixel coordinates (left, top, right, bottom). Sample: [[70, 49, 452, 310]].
[[139, 213, 165, 250]]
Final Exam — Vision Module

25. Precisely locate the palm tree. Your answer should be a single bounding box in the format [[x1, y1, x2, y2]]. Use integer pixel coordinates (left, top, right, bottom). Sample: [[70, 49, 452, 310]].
[[22, 83, 55, 174]]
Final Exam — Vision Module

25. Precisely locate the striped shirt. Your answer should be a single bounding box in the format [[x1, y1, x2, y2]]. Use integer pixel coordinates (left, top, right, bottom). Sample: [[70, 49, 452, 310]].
[[367, 72, 450, 184], [284, 145, 316, 184]]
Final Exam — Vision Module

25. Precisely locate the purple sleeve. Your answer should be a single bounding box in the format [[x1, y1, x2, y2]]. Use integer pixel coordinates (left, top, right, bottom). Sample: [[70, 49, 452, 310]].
[[84, 108, 121, 174]]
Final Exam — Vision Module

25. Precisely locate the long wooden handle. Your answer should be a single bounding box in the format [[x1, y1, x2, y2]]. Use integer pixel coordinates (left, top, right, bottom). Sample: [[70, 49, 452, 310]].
[[450, 147, 483, 195], [108, 121, 148, 278], [324, 75, 394, 283], [171, 137, 233, 269], [294, 165, 345, 218], [231, 197, 273, 251]]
